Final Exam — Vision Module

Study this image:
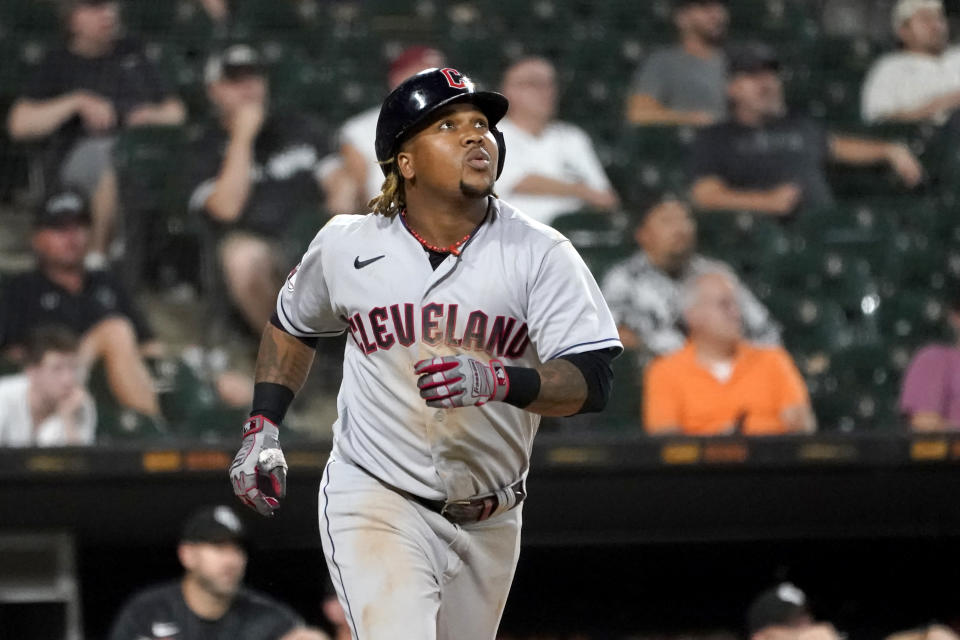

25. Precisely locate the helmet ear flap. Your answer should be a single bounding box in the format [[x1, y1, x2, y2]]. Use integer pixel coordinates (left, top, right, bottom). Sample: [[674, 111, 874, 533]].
[[492, 127, 506, 179]]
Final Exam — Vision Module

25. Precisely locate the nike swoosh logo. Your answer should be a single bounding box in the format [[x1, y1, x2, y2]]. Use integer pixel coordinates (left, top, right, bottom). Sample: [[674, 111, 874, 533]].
[[354, 255, 385, 269]]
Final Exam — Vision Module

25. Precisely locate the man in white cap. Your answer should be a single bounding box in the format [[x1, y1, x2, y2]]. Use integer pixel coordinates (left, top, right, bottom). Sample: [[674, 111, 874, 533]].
[[861, 0, 960, 123]]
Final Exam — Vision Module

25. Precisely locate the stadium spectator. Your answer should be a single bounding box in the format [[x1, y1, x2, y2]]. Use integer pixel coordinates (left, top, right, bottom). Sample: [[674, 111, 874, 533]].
[[643, 268, 815, 435], [187, 44, 335, 335], [6, 0, 186, 267], [747, 583, 835, 640], [899, 294, 960, 431], [690, 43, 923, 216], [747, 582, 960, 640], [861, 0, 960, 124], [0, 188, 160, 418], [626, 0, 730, 126], [0, 325, 96, 447], [602, 196, 780, 359], [336, 45, 446, 211], [108, 505, 328, 640], [496, 56, 620, 226]]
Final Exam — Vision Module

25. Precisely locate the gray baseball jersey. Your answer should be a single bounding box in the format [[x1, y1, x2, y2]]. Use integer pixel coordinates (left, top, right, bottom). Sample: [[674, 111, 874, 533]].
[[276, 196, 621, 502]]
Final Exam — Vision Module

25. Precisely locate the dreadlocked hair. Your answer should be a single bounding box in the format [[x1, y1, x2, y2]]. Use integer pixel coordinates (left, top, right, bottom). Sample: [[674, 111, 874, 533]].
[[368, 165, 406, 217]]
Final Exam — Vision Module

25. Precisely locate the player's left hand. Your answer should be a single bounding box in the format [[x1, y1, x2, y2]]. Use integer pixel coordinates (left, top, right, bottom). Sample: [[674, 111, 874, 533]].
[[414, 355, 509, 408], [229, 415, 288, 517]]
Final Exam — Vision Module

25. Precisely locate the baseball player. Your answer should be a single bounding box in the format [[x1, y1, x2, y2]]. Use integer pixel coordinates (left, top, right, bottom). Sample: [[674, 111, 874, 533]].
[[229, 67, 623, 640]]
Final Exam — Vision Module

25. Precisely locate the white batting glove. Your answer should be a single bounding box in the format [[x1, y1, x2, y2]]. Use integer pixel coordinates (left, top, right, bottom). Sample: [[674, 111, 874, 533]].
[[229, 415, 288, 517], [414, 355, 510, 408]]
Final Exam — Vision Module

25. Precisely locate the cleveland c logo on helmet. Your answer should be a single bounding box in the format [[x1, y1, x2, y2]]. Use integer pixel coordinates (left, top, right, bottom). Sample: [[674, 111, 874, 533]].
[[374, 67, 510, 179], [440, 68, 467, 89]]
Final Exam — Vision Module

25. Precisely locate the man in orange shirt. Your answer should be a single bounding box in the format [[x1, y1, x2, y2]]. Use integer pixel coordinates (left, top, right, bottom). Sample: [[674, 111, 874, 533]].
[[644, 269, 815, 435]]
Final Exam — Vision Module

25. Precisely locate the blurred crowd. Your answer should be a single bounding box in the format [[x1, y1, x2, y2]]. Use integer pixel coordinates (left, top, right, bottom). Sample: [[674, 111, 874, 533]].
[[2, 0, 960, 445]]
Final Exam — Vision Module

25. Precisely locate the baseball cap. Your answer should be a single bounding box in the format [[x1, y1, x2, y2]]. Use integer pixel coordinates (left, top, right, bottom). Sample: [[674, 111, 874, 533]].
[[204, 44, 264, 85], [727, 42, 781, 76], [389, 46, 444, 80], [35, 189, 90, 228], [746, 583, 813, 635], [180, 505, 246, 545], [891, 0, 943, 31]]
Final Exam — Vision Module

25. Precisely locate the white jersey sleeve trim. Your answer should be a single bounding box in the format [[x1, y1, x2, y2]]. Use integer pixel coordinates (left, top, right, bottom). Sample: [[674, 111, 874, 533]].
[[275, 293, 345, 338]]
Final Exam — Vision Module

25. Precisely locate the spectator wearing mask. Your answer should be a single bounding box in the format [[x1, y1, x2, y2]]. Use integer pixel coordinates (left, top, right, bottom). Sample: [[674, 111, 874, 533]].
[[627, 0, 730, 126], [336, 45, 447, 211], [187, 44, 335, 335], [899, 293, 960, 431], [644, 268, 815, 435], [691, 43, 923, 216], [109, 505, 328, 640], [602, 196, 779, 359], [6, 0, 186, 266], [0, 188, 160, 418], [496, 56, 619, 226], [861, 0, 960, 123], [0, 325, 95, 447]]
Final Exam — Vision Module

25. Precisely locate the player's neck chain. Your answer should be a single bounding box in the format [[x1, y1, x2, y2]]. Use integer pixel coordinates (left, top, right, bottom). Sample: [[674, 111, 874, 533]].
[[400, 209, 473, 257]]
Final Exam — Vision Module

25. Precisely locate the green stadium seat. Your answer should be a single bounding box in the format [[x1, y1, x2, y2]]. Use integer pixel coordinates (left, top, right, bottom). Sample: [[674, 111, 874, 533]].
[[550, 210, 633, 281], [608, 127, 695, 201], [809, 343, 902, 431], [152, 356, 248, 441], [696, 212, 790, 277], [766, 293, 853, 357], [877, 291, 949, 349], [879, 230, 948, 292], [87, 363, 169, 443]]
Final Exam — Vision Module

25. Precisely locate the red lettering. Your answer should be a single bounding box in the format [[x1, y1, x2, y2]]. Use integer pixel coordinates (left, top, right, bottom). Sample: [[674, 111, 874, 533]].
[[505, 323, 530, 358], [390, 303, 416, 347], [461, 311, 488, 351], [369, 307, 395, 350], [422, 303, 444, 346], [444, 304, 462, 347], [352, 312, 378, 354], [485, 316, 517, 357]]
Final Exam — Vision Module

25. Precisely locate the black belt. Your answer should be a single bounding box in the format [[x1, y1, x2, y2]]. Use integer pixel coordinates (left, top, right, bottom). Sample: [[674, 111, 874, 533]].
[[353, 463, 526, 525]]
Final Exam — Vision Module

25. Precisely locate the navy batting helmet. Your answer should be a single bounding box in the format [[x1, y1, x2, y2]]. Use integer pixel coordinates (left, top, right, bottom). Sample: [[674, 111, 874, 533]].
[[374, 67, 509, 178]]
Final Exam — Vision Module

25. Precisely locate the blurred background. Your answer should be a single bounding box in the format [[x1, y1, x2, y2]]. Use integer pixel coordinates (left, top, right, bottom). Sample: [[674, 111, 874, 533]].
[[1, 0, 960, 638]]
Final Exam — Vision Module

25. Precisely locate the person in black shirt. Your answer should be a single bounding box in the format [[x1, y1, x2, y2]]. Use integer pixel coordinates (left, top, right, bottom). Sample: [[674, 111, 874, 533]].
[[6, 0, 186, 265], [0, 188, 160, 418], [109, 505, 328, 640], [187, 44, 336, 335], [690, 42, 923, 217]]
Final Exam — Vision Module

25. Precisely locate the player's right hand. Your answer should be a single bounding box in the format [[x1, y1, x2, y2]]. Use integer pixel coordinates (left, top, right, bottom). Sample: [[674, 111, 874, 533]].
[[414, 355, 510, 408], [229, 415, 288, 517]]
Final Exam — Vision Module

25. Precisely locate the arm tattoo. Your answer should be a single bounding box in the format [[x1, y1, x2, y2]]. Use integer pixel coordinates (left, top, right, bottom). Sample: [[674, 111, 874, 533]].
[[254, 324, 316, 392], [525, 359, 588, 417]]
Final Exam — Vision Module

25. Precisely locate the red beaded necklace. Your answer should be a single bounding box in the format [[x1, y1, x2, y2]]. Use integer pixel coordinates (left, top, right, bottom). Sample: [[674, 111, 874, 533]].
[[400, 209, 473, 256]]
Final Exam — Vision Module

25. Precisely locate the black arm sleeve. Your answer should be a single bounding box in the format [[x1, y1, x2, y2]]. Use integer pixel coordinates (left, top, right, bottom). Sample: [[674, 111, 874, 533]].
[[557, 347, 619, 415], [269, 312, 319, 348]]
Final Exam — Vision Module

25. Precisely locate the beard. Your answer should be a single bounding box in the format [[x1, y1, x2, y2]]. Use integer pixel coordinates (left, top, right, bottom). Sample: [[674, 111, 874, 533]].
[[460, 179, 494, 199], [195, 572, 241, 600]]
